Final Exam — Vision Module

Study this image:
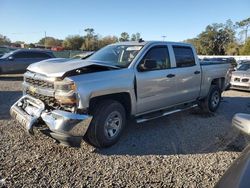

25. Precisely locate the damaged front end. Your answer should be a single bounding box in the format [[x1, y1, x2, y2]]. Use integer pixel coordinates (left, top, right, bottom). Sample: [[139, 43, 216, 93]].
[[10, 95, 92, 147], [10, 71, 92, 147]]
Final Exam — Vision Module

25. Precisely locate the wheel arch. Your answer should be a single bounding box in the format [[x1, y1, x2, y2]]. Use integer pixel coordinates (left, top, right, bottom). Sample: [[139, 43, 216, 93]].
[[89, 92, 132, 118]]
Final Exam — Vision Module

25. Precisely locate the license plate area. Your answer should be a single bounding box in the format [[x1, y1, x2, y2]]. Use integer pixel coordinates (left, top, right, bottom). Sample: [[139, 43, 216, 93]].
[[10, 95, 45, 134]]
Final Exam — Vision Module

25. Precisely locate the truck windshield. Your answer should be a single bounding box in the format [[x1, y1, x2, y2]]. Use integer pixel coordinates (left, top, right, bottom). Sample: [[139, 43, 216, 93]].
[[87, 44, 143, 67], [238, 64, 250, 71]]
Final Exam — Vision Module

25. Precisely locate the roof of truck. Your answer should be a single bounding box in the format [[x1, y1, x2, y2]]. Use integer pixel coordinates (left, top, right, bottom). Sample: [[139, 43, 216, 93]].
[[113, 41, 192, 46]]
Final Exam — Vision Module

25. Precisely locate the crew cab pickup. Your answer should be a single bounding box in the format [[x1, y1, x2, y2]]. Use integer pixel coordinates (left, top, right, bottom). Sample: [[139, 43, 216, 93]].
[[10, 41, 230, 147]]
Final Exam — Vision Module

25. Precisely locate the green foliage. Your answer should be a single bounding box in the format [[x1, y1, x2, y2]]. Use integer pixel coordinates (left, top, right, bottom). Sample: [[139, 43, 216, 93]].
[[81, 28, 99, 51], [240, 38, 250, 55], [62, 35, 84, 50], [0, 34, 11, 45], [98, 36, 118, 48], [38, 37, 62, 47], [119, 32, 130, 42], [225, 42, 240, 55], [186, 20, 236, 55], [131, 33, 141, 41], [236, 17, 250, 42]]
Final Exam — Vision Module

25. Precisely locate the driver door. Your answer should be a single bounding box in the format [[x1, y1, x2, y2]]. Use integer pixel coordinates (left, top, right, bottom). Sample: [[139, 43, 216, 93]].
[[135, 46, 177, 114]]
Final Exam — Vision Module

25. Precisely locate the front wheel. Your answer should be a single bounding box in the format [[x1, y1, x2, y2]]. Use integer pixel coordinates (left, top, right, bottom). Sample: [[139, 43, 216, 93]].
[[84, 100, 126, 148], [199, 85, 221, 113]]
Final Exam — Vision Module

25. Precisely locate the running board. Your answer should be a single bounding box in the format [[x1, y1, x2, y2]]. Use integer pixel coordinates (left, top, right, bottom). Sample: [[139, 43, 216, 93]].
[[136, 104, 198, 123]]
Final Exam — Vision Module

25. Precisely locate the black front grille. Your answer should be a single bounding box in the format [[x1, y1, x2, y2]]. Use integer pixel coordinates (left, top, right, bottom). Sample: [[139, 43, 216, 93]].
[[242, 78, 249, 82], [232, 85, 250, 89], [26, 90, 58, 108], [25, 77, 54, 89]]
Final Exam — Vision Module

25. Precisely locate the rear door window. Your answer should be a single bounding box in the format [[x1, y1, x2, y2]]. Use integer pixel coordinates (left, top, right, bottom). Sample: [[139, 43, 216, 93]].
[[14, 51, 51, 58], [30, 52, 52, 58], [14, 52, 30, 58], [173, 46, 195, 68]]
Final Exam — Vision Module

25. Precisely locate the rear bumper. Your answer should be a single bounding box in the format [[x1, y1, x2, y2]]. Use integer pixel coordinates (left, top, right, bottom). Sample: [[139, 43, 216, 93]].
[[10, 95, 92, 146]]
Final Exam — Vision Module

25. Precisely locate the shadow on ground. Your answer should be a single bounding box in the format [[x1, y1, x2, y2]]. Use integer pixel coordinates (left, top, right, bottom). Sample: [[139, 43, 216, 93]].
[[0, 83, 249, 156], [0, 91, 22, 119], [95, 95, 250, 156]]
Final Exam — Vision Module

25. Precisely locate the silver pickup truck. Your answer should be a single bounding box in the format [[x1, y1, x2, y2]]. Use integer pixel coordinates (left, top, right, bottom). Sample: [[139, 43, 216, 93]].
[[10, 41, 230, 147]]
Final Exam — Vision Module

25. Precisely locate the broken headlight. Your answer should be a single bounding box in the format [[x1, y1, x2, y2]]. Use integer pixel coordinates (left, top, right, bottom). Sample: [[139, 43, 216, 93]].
[[54, 79, 78, 105]]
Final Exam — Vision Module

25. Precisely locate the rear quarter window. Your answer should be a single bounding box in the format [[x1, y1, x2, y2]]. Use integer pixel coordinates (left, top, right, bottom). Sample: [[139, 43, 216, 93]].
[[173, 46, 195, 68]]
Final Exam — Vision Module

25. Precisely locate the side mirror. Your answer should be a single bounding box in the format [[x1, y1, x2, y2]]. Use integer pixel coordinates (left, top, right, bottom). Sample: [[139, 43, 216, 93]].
[[232, 113, 250, 136], [139, 59, 157, 71], [8, 56, 14, 61]]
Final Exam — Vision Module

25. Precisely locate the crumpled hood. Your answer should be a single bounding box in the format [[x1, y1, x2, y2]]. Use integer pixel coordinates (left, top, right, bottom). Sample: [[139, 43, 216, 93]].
[[27, 58, 118, 77], [232, 70, 250, 77]]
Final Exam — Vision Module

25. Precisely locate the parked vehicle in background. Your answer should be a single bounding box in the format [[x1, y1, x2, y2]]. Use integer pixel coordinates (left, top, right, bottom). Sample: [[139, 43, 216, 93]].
[[0, 49, 55, 74], [72, 51, 94, 59], [201, 57, 237, 67], [0, 46, 18, 57], [236, 60, 250, 69], [215, 113, 250, 188], [230, 62, 250, 91], [10, 41, 230, 148]]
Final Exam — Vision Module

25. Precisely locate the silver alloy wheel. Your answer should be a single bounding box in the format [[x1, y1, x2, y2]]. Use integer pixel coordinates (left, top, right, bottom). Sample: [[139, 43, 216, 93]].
[[104, 111, 122, 139], [211, 91, 220, 108]]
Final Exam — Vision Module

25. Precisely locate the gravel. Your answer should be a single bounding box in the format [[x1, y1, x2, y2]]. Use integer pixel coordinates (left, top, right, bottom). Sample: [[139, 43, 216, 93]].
[[0, 75, 250, 187]]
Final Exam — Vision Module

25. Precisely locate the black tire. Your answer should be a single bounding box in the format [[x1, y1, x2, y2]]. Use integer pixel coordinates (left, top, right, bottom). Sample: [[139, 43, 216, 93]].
[[85, 100, 126, 148], [199, 85, 221, 113]]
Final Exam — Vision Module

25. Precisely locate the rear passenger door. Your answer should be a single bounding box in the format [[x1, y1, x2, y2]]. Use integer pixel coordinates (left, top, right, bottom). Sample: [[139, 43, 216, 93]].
[[171, 45, 201, 103]]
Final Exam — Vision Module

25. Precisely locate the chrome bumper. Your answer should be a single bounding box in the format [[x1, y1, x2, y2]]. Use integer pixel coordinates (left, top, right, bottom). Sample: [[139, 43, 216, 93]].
[[10, 95, 45, 134], [230, 81, 250, 91], [10, 95, 92, 145], [41, 110, 92, 137]]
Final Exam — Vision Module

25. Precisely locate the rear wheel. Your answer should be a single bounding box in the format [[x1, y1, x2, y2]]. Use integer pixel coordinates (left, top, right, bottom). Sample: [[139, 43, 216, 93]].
[[85, 100, 126, 148], [199, 85, 221, 113]]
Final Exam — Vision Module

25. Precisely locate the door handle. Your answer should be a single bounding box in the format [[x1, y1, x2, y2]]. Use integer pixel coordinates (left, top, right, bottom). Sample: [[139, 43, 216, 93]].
[[166, 74, 175, 78], [194, 71, 201, 74]]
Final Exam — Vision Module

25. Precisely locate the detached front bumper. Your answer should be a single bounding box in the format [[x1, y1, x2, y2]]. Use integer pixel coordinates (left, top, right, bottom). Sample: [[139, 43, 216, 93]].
[[10, 95, 92, 147]]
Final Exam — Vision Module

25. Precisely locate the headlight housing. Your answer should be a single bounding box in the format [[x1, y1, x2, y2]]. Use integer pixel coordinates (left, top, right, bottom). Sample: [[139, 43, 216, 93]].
[[54, 80, 78, 105]]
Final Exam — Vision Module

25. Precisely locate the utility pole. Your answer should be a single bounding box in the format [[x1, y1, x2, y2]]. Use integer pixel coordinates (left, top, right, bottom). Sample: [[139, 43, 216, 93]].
[[44, 31, 47, 48], [161, 35, 166, 41]]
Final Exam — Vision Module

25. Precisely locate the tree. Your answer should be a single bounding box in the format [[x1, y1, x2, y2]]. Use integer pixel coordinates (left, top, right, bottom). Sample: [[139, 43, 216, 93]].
[[38, 37, 62, 48], [225, 42, 240, 55], [186, 20, 236, 55], [236, 17, 250, 43], [0, 34, 11, 45], [98, 36, 118, 48], [185, 38, 202, 54], [84, 28, 95, 38], [131, 32, 141, 41], [62, 35, 84, 50], [119, 32, 130, 42], [81, 28, 99, 51], [240, 38, 250, 55], [27, 43, 36, 48]]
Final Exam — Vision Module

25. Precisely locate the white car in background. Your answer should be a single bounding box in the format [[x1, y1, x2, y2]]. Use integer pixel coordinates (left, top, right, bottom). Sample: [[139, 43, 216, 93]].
[[230, 62, 250, 91]]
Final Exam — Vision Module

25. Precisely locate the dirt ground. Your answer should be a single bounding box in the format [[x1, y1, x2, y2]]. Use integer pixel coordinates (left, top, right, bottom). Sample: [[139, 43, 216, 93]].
[[0, 75, 250, 187]]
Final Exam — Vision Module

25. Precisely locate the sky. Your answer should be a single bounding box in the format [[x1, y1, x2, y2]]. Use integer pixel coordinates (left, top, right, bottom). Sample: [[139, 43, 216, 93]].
[[0, 0, 249, 43]]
